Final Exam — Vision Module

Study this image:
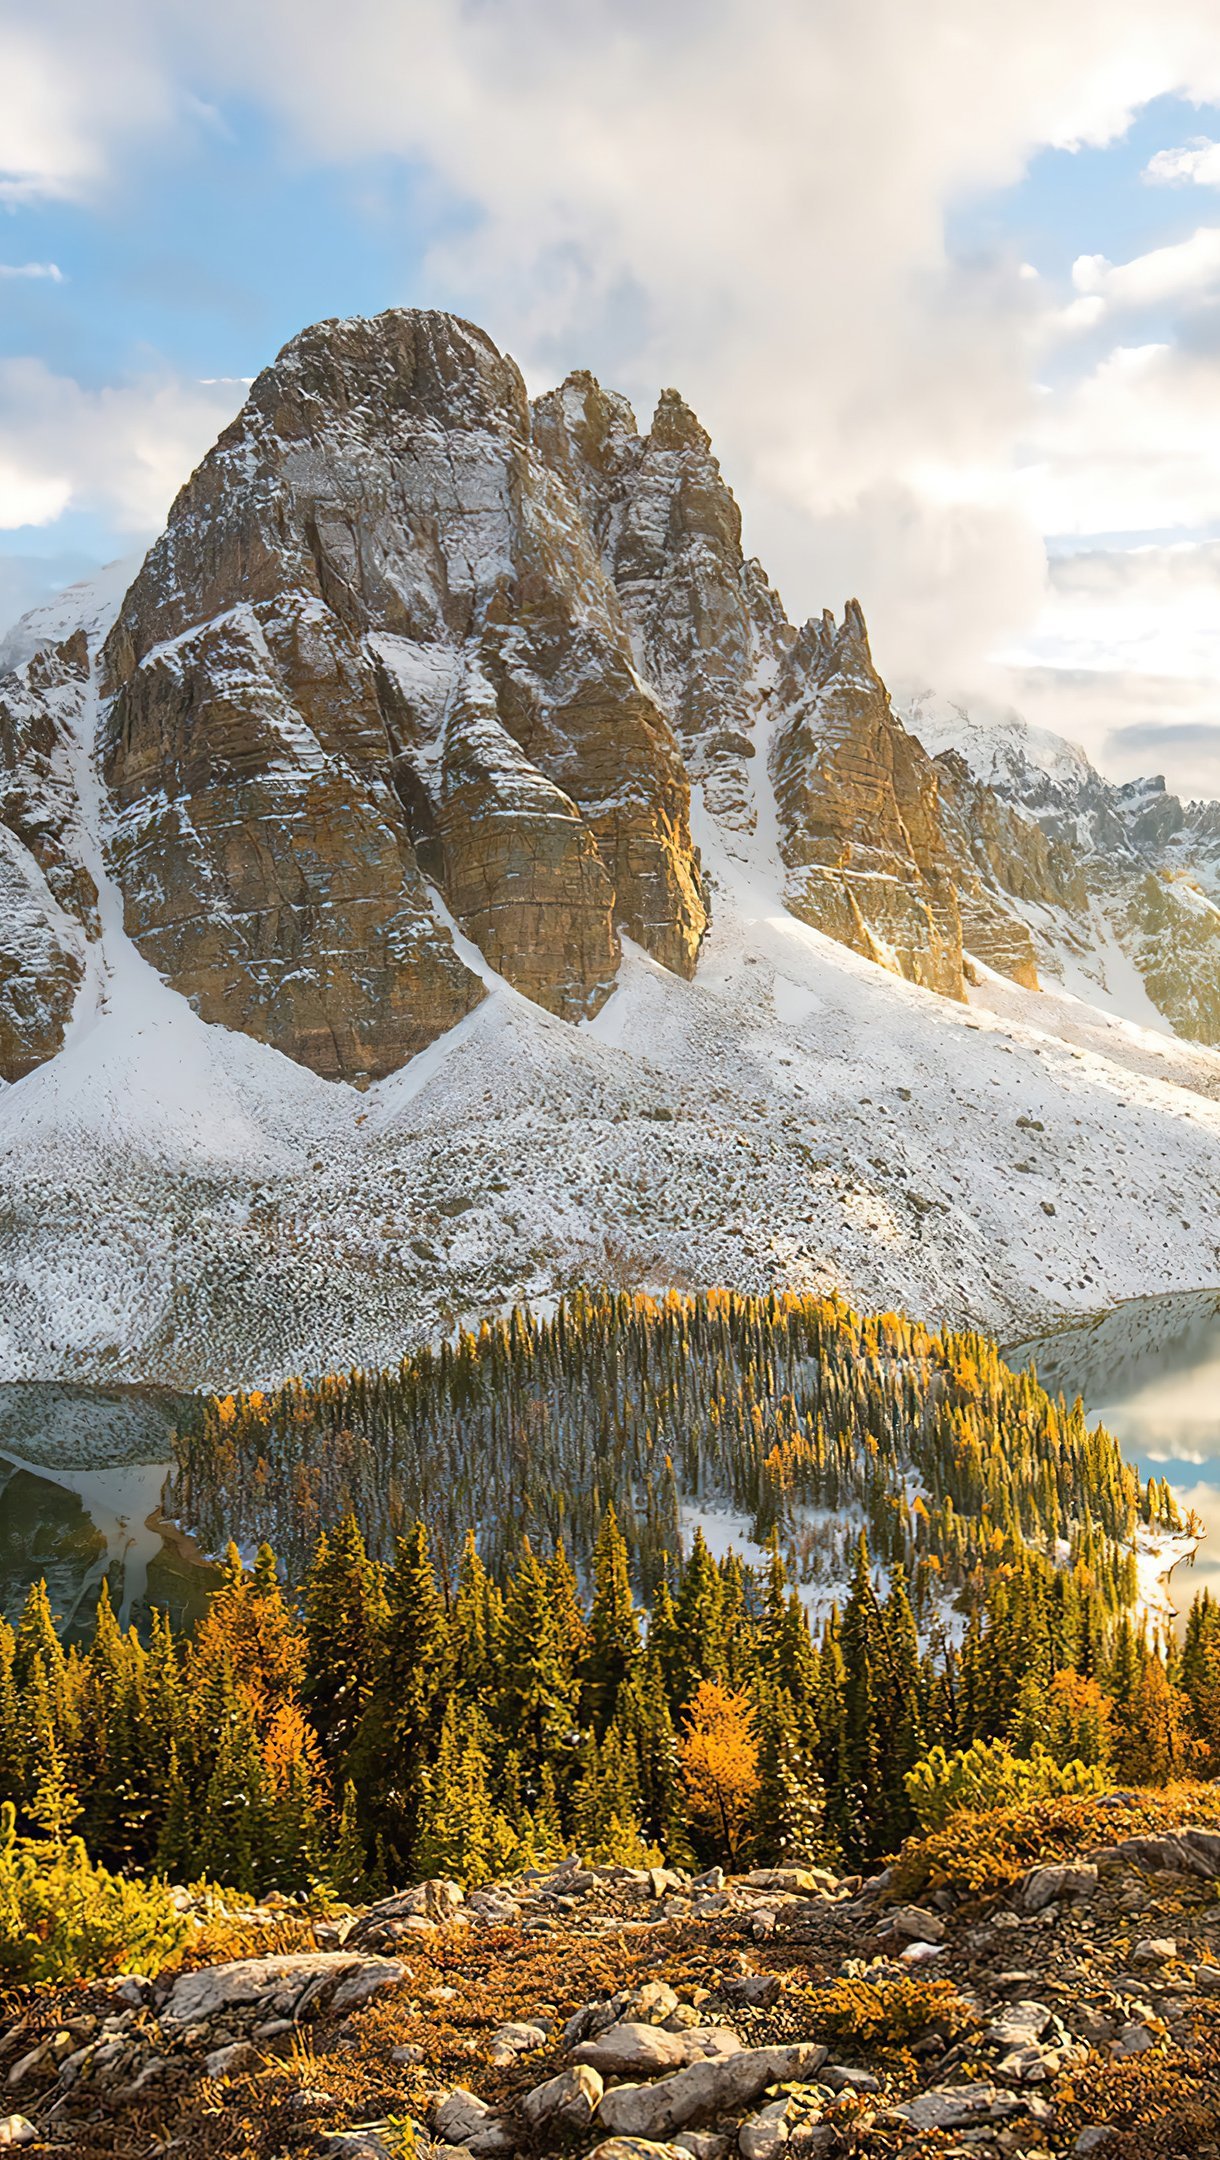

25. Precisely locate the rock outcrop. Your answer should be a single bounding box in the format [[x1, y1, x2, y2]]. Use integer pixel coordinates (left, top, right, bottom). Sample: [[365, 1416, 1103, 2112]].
[[7, 303, 1211, 1090], [0, 631, 96, 1080], [9, 1827, 1220, 2158], [909, 693, 1220, 1038], [100, 311, 708, 1080], [771, 604, 965, 998], [533, 373, 790, 827]]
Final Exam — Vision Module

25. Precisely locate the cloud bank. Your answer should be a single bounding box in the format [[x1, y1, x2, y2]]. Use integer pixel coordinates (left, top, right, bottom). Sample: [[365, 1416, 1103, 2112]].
[[6, 0, 1220, 787]]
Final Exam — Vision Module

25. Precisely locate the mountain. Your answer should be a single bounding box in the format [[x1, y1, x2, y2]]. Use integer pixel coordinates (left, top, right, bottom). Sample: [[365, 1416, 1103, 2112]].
[[906, 691, 1220, 1041], [5, 308, 1220, 1387]]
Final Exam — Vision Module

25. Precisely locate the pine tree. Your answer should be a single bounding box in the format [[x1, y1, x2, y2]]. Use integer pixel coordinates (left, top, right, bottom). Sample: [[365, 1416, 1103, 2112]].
[[837, 1534, 884, 1856], [754, 1686, 828, 1866], [329, 1779, 371, 1899], [584, 1507, 641, 1731], [671, 1532, 724, 1706], [27, 1685, 82, 1846], [302, 1518, 388, 1772], [499, 1541, 578, 1777], [359, 1521, 451, 1863], [414, 1700, 494, 1886]]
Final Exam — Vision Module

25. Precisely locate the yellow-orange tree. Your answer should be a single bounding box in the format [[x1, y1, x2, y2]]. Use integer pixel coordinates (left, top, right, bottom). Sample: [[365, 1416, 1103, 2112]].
[[678, 1679, 761, 1865]]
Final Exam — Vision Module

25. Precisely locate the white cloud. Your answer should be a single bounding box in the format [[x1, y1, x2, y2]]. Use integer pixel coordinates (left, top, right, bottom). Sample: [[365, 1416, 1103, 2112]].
[[1070, 226, 1220, 312], [11, 1, 1220, 769], [0, 360, 245, 536], [1016, 341, 1220, 536], [1145, 136, 1220, 185], [0, 262, 64, 282]]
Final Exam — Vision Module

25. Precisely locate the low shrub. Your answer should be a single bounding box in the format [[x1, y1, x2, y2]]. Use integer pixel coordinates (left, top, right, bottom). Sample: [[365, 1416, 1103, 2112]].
[[0, 1802, 191, 1985], [888, 1779, 1220, 1902], [798, 1972, 979, 2060], [904, 1738, 1107, 1832]]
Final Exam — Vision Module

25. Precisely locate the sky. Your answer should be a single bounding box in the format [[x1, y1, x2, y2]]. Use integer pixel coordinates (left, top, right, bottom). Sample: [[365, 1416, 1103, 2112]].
[[9, 2, 1220, 792]]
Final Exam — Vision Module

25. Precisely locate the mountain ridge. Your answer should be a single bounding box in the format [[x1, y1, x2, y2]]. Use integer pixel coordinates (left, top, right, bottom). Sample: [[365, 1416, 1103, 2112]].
[[4, 310, 1220, 1382]]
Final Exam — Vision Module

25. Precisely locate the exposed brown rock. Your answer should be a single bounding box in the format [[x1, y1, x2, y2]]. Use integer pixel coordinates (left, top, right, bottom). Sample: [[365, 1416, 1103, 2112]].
[[533, 373, 790, 830], [101, 310, 708, 1079], [0, 632, 97, 1081], [770, 603, 964, 999]]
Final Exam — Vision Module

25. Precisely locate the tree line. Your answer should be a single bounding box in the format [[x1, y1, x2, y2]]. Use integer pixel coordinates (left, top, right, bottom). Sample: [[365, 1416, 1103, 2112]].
[[167, 1290, 1179, 1620], [4, 1506, 1218, 1899]]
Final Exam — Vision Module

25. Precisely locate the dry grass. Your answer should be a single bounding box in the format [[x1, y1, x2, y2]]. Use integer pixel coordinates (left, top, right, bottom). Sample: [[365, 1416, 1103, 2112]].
[[1056, 2002, 1220, 2154]]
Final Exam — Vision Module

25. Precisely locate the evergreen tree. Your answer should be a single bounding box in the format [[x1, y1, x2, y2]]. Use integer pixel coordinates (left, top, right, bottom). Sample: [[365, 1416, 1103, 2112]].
[[584, 1507, 641, 1731], [302, 1518, 388, 1772], [499, 1541, 578, 1778]]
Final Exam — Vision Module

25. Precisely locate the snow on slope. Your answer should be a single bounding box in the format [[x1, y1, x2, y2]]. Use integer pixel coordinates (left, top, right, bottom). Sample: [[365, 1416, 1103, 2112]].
[[903, 686, 1097, 805], [5, 593, 1220, 1388], [0, 558, 144, 677]]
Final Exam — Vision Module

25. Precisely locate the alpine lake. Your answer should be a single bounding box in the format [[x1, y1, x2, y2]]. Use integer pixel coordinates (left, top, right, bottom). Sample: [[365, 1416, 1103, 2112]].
[[4, 1285, 1220, 1633], [0, 1382, 216, 1636]]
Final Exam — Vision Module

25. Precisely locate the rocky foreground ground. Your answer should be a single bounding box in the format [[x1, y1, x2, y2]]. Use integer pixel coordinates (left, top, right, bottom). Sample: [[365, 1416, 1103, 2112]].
[[3, 1801, 1220, 2160]]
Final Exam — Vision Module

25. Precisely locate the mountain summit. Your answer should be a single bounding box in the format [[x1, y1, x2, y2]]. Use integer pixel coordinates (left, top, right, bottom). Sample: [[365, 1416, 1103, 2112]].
[[6, 309, 1220, 1382], [1, 308, 1052, 1087]]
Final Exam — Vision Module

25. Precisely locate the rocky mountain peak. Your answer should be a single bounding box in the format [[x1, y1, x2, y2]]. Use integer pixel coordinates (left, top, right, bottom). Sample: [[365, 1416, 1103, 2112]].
[[648, 385, 714, 456], [11, 304, 1220, 1094]]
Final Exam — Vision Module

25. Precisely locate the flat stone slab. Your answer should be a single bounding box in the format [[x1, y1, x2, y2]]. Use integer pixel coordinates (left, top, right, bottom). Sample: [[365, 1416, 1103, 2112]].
[[162, 1951, 406, 2025]]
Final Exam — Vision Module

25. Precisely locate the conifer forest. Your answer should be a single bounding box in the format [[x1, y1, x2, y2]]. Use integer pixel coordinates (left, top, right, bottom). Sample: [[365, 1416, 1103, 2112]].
[[4, 1290, 1219, 1909]]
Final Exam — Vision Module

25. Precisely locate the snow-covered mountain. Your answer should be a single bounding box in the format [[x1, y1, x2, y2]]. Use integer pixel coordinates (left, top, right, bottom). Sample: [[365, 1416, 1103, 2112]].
[[905, 689, 1220, 1040], [4, 308, 1220, 1388]]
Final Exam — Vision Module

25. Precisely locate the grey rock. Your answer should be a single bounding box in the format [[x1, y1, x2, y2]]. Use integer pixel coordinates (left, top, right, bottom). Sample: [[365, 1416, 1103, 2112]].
[[737, 2115, 788, 2160], [891, 2082, 1043, 2131], [520, 2064, 603, 2131], [205, 2040, 259, 2080], [1131, 1936, 1177, 1964], [1020, 1862, 1097, 1913], [679, 2029, 743, 2065], [786, 2133, 836, 2160], [1113, 2021, 1156, 2056], [433, 2090, 493, 2144], [486, 2021, 547, 2066], [674, 2136, 730, 2160], [348, 1880, 465, 1947], [1194, 1962, 1220, 1994], [624, 1982, 681, 2025], [722, 1974, 783, 2008], [988, 1999, 1050, 2048], [823, 2066, 880, 2093], [0, 2122, 35, 2150], [589, 2143, 693, 2160], [573, 2021, 688, 2075], [1074, 2131, 1116, 2155], [594, 2044, 828, 2141], [741, 1869, 836, 1897], [884, 1904, 946, 1944], [468, 2126, 515, 2158], [163, 1951, 406, 2026]]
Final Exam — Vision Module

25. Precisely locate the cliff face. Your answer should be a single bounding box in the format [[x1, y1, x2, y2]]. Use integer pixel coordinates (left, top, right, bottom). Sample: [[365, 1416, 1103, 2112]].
[[100, 312, 707, 1082], [0, 631, 96, 1080], [907, 695, 1220, 1038], [770, 604, 965, 998], [6, 304, 1199, 1090]]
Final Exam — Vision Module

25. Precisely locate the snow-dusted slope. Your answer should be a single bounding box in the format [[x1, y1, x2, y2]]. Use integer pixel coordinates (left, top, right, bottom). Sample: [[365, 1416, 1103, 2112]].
[[903, 687, 1220, 1043], [0, 559, 144, 679], [4, 578, 1220, 1389]]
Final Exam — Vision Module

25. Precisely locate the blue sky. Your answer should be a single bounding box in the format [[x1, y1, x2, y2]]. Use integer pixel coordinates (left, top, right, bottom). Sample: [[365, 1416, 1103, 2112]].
[[7, 3, 1220, 790]]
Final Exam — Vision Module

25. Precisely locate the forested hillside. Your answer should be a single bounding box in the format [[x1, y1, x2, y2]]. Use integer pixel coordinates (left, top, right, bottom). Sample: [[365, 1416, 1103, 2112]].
[[168, 1288, 1179, 1600]]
